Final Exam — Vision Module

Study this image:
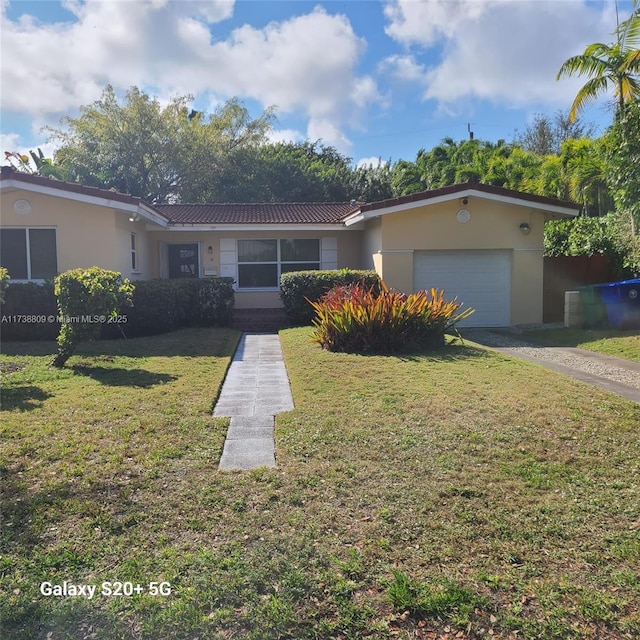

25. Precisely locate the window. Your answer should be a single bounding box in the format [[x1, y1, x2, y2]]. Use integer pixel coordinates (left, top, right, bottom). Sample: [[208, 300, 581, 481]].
[[0, 228, 57, 280], [131, 233, 138, 271], [237, 239, 320, 288]]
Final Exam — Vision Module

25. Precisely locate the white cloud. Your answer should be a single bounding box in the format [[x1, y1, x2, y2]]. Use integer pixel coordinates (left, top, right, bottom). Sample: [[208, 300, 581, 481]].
[[384, 0, 490, 46], [383, 0, 619, 110], [1, 131, 22, 154], [266, 128, 305, 144], [0, 2, 378, 154], [379, 54, 426, 83], [307, 118, 352, 153], [356, 156, 387, 169]]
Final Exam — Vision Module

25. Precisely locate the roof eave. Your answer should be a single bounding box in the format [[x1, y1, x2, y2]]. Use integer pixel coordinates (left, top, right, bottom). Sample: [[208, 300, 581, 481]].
[[351, 188, 579, 222], [165, 222, 352, 231], [1, 177, 171, 226]]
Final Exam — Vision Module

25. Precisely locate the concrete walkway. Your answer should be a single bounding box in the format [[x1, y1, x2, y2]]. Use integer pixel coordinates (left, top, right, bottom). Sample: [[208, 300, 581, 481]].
[[214, 333, 294, 470]]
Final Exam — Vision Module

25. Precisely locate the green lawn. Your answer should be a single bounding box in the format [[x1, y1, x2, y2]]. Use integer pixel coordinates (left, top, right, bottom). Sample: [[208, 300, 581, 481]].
[[1, 327, 639, 639], [522, 327, 640, 363]]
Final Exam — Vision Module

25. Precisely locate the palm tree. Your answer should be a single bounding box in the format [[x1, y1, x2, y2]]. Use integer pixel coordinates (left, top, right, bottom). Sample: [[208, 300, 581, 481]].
[[557, 1, 640, 121]]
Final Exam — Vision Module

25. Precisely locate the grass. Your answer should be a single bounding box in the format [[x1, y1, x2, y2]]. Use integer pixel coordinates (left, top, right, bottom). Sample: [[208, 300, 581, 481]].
[[2, 326, 639, 639], [521, 327, 640, 363]]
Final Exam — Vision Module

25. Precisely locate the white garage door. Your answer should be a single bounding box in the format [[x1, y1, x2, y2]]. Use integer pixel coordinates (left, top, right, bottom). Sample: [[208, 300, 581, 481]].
[[413, 250, 511, 327]]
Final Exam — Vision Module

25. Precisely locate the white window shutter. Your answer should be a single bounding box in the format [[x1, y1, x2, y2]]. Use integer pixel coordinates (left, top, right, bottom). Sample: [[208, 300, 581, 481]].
[[219, 238, 237, 286], [321, 237, 338, 270]]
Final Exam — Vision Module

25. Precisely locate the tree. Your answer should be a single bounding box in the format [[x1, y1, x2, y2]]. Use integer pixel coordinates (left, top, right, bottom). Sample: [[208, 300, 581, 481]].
[[194, 141, 394, 203], [348, 160, 394, 202], [47, 86, 275, 203], [556, 1, 640, 121], [512, 111, 595, 155], [605, 98, 640, 269]]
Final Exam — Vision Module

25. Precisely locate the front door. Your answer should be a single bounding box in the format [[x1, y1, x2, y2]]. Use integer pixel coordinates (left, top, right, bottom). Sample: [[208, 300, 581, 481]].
[[168, 244, 199, 278]]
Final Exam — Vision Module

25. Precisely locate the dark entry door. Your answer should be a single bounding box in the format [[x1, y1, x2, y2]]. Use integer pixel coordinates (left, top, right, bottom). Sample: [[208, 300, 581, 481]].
[[168, 244, 199, 278]]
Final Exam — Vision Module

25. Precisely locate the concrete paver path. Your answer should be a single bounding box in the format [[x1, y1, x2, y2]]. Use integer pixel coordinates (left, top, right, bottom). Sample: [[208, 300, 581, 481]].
[[214, 333, 294, 470]]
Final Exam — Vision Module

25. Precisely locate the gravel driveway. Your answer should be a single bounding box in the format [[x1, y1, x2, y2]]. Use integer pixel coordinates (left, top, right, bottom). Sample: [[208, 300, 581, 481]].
[[462, 327, 640, 404]]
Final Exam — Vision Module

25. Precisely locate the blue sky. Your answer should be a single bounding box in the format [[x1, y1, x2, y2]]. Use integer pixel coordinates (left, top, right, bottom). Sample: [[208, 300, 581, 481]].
[[0, 0, 634, 169]]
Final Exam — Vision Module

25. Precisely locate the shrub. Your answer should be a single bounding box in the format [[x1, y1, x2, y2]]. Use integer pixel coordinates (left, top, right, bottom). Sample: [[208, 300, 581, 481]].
[[280, 269, 381, 325], [309, 282, 473, 354], [106, 278, 235, 338], [52, 267, 134, 367], [0, 281, 59, 341], [544, 213, 633, 275], [195, 277, 235, 326], [0, 267, 9, 304], [1, 277, 235, 341]]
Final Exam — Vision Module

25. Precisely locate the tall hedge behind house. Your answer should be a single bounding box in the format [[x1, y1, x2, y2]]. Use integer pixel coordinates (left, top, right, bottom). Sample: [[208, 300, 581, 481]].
[[280, 269, 381, 325]]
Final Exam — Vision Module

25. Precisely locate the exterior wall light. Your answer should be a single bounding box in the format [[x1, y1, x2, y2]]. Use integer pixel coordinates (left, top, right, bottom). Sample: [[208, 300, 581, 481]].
[[519, 222, 531, 235], [129, 213, 141, 223], [208, 245, 213, 254]]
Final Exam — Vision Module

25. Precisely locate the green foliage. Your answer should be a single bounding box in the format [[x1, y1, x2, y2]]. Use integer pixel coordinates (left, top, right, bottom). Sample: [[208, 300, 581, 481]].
[[47, 86, 275, 203], [391, 138, 545, 196], [0, 282, 59, 341], [279, 269, 381, 325], [243, 141, 355, 202], [309, 282, 473, 354], [605, 99, 640, 273], [544, 214, 620, 257], [1, 278, 235, 342], [192, 141, 393, 203], [386, 570, 484, 625], [0, 267, 9, 304], [543, 212, 637, 275], [110, 278, 234, 337], [52, 268, 134, 367], [556, 2, 640, 121], [2, 148, 60, 177]]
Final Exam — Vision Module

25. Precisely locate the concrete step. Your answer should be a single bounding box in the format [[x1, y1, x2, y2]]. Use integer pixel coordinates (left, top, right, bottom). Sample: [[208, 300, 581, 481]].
[[231, 308, 290, 332]]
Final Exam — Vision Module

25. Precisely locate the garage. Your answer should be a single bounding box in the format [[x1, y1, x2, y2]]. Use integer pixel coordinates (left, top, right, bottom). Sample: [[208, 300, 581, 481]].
[[413, 250, 511, 327]]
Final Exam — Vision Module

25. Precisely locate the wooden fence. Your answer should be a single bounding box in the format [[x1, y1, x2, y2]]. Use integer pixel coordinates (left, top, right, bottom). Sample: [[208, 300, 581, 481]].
[[542, 255, 618, 323]]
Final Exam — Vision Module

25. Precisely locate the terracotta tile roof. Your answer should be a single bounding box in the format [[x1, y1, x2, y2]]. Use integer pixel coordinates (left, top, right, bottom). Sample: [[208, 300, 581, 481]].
[[155, 202, 358, 225], [358, 181, 581, 213], [2, 166, 579, 226], [0, 165, 145, 207]]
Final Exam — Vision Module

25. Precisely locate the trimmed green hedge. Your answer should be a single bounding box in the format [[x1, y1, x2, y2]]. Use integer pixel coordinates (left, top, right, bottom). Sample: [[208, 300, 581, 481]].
[[280, 269, 381, 325], [0, 278, 235, 341], [0, 282, 60, 341], [106, 278, 235, 338]]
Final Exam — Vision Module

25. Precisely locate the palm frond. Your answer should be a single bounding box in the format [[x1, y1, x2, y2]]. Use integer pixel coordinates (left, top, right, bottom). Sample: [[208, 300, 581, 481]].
[[619, 75, 640, 103], [616, 3, 640, 48], [567, 77, 609, 121], [556, 53, 611, 80], [619, 48, 640, 73]]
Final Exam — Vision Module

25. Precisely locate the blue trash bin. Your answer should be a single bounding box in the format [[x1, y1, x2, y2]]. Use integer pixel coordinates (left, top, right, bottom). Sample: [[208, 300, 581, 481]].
[[596, 278, 640, 329]]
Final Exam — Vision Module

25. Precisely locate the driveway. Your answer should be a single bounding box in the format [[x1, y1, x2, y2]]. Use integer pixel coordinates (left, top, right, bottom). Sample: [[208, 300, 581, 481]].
[[463, 328, 640, 403]]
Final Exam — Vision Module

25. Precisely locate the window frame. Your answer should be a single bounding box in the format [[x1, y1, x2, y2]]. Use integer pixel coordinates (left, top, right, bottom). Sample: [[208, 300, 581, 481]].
[[236, 238, 321, 290], [130, 232, 139, 272], [0, 227, 58, 282]]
